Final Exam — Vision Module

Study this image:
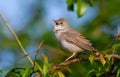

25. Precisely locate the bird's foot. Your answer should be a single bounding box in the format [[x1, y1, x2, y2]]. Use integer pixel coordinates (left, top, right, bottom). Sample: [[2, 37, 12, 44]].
[[64, 52, 77, 62], [64, 57, 71, 62]]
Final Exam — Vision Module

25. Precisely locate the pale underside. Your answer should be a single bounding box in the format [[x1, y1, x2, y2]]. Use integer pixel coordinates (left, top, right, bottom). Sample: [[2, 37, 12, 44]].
[[61, 40, 83, 53], [55, 29, 96, 53]]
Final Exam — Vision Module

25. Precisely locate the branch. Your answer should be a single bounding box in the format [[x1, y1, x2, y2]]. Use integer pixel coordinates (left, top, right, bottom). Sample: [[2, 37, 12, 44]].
[[52, 53, 120, 71], [0, 13, 34, 66], [110, 54, 120, 59], [52, 58, 87, 71]]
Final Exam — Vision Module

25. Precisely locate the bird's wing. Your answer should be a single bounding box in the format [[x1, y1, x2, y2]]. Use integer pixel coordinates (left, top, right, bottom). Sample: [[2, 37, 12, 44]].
[[63, 29, 96, 51]]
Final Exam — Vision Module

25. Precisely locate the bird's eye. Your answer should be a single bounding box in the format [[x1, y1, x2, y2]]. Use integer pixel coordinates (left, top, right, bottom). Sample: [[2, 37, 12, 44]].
[[60, 22, 63, 26], [60, 22, 63, 24], [56, 22, 59, 25]]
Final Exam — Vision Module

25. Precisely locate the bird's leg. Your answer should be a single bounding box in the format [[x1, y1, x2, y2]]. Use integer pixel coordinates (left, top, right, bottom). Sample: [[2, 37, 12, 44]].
[[65, 52, 77, 61]]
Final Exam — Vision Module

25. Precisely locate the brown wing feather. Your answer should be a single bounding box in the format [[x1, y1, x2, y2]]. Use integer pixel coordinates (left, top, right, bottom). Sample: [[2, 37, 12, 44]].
[[63, 29, 96, 51]]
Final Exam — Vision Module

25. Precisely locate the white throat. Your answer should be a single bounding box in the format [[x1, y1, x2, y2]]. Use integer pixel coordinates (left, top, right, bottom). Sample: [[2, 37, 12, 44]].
[[54, 25, 65, 32]]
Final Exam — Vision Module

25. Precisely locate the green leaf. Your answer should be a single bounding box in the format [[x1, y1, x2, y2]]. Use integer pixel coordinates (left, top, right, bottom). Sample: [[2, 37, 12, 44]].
[[112, 43, 120, 51], [66, 0, 74, 11], [58, 71, 65, 77], [73, 0, 77, 3], [66, 0, 73, 6], [96, 72, 102, 77], [76, 1, 87, 17], [68, 4, 74, 11], [89, 55, 95, 64], [99, 54, 106, 66], [5, 68, 26, 77], [42, 53, 48, 64], [35, 62, 43, 73], [0, 69, 2, 74], [86, 69, 95, 76], [21, 68, 30, 77], [117, 69, 120, 77], [42, 53, 51, 76], [87, 0, 94, 6], [105, 54, 111, 61], [5, 72, 20, 77], [104, 63, 110, 72]]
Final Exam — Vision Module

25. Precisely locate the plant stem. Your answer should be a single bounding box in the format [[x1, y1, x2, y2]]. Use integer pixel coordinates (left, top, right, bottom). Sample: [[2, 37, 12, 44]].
[[0, 13, 34, 66]]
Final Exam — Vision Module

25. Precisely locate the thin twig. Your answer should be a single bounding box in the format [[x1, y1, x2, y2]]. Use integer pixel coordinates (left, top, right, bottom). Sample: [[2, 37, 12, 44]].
[[34, 41, 44, 62], [33, 41, 44, 69], [110, 54, 120, 59], [0, 13, 34, 66], [59, 58, 82, 65], [52, 53, 120, 71], [52, 58, 86, 71]]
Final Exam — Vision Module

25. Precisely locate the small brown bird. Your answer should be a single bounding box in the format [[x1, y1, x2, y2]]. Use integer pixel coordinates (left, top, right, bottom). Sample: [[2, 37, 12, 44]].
[[53, 18, 99, 61]]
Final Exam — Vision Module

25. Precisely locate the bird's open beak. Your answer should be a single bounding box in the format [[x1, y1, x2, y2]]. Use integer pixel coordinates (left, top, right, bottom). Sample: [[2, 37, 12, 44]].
[[53, 19, 57, 23], [53, 19, 57, 26]]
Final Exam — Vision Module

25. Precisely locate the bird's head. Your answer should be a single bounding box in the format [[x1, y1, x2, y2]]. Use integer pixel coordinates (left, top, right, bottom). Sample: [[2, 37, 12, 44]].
[[53, 18, 70, 32]]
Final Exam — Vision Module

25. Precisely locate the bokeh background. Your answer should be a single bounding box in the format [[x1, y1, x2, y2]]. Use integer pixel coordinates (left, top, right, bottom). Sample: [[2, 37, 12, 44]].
[[0, 0, 120, 77]]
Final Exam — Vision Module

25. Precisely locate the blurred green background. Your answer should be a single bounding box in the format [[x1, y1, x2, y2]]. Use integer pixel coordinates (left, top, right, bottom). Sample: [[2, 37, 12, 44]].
[[0, 0, 120, 77]]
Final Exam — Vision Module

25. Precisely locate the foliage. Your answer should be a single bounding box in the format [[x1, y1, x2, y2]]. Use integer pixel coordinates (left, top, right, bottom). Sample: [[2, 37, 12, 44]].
[[66, 0, 94, 17], [0, 0, 120, 77], [5, 53, 65, 77], [0, 69, 2, 74]]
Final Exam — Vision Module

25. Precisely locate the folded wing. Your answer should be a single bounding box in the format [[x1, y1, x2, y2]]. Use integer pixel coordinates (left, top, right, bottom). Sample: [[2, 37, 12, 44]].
[[63, 29, 96, 52]]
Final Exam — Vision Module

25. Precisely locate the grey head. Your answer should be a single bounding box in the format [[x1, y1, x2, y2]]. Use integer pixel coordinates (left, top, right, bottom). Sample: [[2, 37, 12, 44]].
[[53, 18, 70, 32]]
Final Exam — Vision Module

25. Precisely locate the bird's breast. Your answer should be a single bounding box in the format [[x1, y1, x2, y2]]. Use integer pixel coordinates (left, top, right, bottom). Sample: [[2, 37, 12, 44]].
[[61, 40, 83, 53], [54, 31, 63, 41]]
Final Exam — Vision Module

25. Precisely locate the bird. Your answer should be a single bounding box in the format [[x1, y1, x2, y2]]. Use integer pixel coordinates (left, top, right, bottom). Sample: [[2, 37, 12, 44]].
[[53, 18, 99, 61]]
